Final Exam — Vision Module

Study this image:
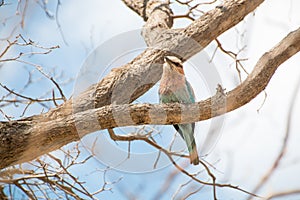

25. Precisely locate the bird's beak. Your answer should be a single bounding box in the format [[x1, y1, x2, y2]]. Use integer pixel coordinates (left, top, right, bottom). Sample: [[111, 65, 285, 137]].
[[164, 57, 175, 69], [164, 56, 171, 64]]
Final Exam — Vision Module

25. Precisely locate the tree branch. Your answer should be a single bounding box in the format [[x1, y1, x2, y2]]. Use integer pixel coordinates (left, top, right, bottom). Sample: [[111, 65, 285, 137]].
[[1, 0, 267, 169], [47, 0, 265, 118], [63, 27, 300, 130], [1, 26, 298, 170], [247, 52, 300, 199]]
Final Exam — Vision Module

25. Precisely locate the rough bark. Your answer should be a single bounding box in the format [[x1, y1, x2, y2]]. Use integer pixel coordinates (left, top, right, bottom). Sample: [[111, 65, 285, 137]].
[[0, 0, 272, 169], [25, 27, 300, 132]]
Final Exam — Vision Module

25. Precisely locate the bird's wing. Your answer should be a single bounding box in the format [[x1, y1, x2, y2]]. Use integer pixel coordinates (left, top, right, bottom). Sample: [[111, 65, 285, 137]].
[[172, 79, 195, 104], [185, 80, 196, 103]]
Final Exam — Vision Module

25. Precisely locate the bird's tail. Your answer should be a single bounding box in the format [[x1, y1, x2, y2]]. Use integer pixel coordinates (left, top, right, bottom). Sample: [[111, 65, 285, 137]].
[[189, 140, 200, 165], [175, 124, 200, 165]]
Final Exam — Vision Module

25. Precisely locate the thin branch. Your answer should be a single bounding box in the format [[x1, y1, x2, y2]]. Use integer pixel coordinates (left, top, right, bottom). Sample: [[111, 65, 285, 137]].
[[266, 190, 300, 200], [247, 73, 300, 200], [181, 185, 205, 200], [0, 83, 64, 103], [214, 38, 249, 82], [173, 0, 218, 20], [20, 0, 29, 28], [107, 129, 258, 198]]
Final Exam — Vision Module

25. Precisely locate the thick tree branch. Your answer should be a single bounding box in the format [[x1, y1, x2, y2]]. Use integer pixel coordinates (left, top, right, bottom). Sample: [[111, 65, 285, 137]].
[[121, 0, 151, 21], [49, 27, 300, 129], [48, 0, 264, 118], [45, 27, 300, 129], [1, 26, 298, 170], [1, 0, 266, 169], [122, 0, 175, 45]]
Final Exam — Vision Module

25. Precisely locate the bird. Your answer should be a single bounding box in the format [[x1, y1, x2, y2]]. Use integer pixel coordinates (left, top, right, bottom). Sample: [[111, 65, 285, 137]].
[[159, 55, 200, 165]]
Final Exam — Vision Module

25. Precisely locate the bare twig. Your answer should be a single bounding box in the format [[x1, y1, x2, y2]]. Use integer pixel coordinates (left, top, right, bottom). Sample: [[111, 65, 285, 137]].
[[0, 109, 12, 121], [213, 38, 249, 82], [0, 144, 113, 199], [247, 75, 300, 199], [107, 129, 258, 199], [173, 0, 218, 20], [265, 189, 300, 200]]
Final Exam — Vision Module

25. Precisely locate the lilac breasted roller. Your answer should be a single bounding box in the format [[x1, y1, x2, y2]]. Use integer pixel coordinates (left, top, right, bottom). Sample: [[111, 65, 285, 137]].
[[159, 56, 200, 165]]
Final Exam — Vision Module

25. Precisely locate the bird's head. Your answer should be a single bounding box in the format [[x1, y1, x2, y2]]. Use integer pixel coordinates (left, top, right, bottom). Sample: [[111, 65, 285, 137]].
[[164, 56, 185, 75]]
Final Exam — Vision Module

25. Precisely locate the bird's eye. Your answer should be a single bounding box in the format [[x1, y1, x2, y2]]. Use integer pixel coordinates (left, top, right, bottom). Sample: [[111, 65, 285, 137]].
[[174, 62, 182, 68]]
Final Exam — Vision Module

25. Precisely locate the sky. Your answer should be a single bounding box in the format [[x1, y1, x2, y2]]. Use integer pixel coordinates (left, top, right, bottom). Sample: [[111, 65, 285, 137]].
[[1, 0, 300, 199]]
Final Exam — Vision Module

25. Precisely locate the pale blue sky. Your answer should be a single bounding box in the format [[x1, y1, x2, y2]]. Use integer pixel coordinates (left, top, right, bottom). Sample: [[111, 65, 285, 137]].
[[1, 0, 300, 199]]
